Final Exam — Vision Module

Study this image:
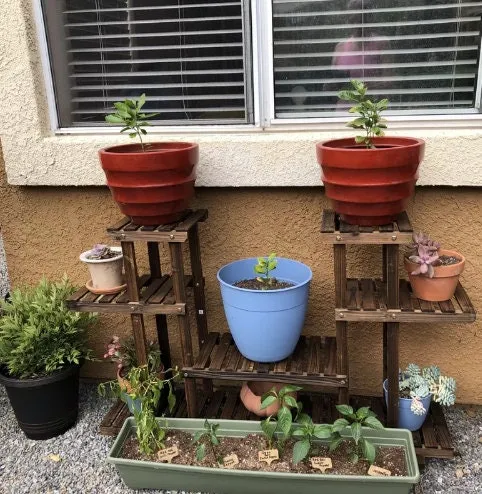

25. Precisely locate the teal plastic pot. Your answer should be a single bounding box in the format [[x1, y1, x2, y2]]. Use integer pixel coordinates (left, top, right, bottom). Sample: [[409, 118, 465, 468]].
[[217, 258, 312, 362], [108, 417, 419, 494]]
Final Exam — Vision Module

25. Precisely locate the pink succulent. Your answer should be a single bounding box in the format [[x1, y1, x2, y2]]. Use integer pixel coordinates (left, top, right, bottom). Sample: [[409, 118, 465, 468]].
[[409, 245, 439, 278]]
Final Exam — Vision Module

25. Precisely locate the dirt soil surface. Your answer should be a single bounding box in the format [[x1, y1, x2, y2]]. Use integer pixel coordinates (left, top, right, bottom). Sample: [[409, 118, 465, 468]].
[[233, 278, 295, 290]]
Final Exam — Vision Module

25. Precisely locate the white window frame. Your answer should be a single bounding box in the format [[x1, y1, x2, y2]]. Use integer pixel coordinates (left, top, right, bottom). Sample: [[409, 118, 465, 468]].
[[35, 0, 482, 135]]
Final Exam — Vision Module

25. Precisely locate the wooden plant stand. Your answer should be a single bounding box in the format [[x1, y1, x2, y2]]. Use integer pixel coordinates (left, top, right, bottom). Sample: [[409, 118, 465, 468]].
[[68, 209, 210, 420]]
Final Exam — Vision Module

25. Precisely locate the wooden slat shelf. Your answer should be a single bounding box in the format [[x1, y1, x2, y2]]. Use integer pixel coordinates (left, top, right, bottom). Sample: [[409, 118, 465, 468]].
[[182, 332, 347, 387], [106, 209, 208, 243], [336, 278, 476, 323], [67, 274, 193, 315], [100, 388, 455, 464], [320, 209, 413, 244]]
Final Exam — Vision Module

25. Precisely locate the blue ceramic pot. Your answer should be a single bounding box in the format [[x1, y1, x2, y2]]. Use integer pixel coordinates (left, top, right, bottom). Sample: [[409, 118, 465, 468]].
[[383, 379, 432, 431], [217, 258, 312, 362]]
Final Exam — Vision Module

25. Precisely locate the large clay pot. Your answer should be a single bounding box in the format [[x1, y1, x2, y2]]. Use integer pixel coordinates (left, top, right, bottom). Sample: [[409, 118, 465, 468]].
[[316, 137, 425, 226], [239, 381, 298, 417], [99, 142, 198, 225], [404, 249, 465, 302]]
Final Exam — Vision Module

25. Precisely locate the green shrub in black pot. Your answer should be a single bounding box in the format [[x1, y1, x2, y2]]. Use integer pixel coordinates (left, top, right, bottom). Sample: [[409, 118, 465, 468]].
[[0, 277, 95, 439]]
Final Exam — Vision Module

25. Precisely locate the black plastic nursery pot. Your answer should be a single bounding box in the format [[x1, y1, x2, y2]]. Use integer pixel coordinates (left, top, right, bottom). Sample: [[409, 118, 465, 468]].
[[0, 363, 81, 440], [108, 418, 420, 494]]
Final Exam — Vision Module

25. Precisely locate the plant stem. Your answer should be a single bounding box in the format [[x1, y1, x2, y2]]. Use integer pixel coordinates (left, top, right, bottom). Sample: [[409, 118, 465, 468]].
[[137, 128, 145, 152]]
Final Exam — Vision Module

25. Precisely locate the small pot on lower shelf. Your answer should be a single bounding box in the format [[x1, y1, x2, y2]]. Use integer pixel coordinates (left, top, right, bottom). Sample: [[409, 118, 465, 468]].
[[404, 249, 465, 302], [80, 246, 124, 293], [239, 382, 297, 417]]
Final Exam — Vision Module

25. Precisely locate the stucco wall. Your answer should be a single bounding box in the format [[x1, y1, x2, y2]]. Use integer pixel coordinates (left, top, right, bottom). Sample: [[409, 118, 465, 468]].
[[0, 149, 480, 404]]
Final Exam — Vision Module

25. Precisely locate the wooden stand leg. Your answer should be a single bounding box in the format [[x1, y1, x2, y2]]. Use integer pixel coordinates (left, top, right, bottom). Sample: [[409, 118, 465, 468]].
[[334, 244, 349, 406], [147, 242, 172, 372], [122, 241, 147, 365], [385, 244, 400, 427], [169, 242, 197, 417], [188, 225, 213, 396]]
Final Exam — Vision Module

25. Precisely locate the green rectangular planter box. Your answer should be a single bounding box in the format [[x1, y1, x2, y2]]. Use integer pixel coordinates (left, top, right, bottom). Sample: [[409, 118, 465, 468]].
[[107, 417, 420, 494]]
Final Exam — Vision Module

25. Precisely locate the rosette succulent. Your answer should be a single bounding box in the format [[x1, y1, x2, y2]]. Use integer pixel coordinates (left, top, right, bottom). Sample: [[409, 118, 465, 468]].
[[408, 244, 440, 278]]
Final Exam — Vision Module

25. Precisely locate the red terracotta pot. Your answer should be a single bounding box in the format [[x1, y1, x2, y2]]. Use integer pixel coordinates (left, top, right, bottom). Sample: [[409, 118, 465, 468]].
[[316, 137, 425, 226], [99, 142, 198, 225], [404, 249, 465, 302]]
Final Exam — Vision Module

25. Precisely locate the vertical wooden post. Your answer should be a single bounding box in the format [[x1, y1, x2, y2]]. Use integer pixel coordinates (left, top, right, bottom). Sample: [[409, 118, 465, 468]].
[[188, 225, 213, 395], [147, 242, 172, 372], [169, 242, 197, 417], [385, 244, 399, 427], [334, 244, 349, 405], [121, 241, 147, 366]]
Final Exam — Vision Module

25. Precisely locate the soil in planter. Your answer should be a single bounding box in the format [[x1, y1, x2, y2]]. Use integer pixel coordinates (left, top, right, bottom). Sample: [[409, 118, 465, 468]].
[[121, 431, 407, 476], [436, 255, 461, 266], [233, 278, 295, 290]]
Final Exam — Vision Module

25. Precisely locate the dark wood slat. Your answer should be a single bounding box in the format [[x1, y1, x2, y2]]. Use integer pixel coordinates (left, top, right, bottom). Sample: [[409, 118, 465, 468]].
[[69, 286, 89, 302], [192, 333, 219, 369], [311, 394, 322, 423], [288, 336, 306, 375], [220, 390, 239, 419], [225, 345, 242, 372], [307, 336, 321, 375], [209, 333, 232, 370], [254, 361, 271, 374], [359, 226, 375, 233], [273, 357, 288, 374], [411, 429, 423, 448], [141, 225, 157, 232], [97, 292, 120, 304], [147, 278, 173, 304], [80, 291, 100, 303], [123, 223, 141, 232], [99, 399, 125, 435], [233, 401, 250, 420], [374, 279, 387, 311], [346, 279, 360, 310], [239, 356, 255, 373], [339, 221, 359, 234], [378, 223, 394, 232], [116, 274, 150, 303], [324, 336, 338, 376], [421, 413, 438, 448], [395, 211, 413, 232], [419, 299, 435, 312], [454, 283, 476, 314], [320, 210, 336, 233], [106, 216, 131, 233], [176, 209, 208, 232], [370, 396, 385, 423], [142, 276, 169, 302], [112, 403, 131, 430], [438, 299, 456, 313], [430, 403, 454, 450], [360, 279, 377, 310], [204, 390, 225, 418], [174, 398, 187, 418], [399, 280, 413, 311]]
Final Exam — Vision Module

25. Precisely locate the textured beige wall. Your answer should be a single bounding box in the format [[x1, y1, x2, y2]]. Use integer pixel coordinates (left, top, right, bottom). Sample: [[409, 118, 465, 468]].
[[0, 149, 480, 404]]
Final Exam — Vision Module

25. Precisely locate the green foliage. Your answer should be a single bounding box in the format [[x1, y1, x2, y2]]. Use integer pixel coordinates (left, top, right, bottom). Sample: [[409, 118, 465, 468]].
[[105, 93, 159, 151], [0, 277, 95, 378], [338, 80, 389, 149], [192, 420, 222, 464], [253, 253, 277, 287], [260, 384, 303, 449], [329, 405, 384, 464], [291, 414, 332, 464]]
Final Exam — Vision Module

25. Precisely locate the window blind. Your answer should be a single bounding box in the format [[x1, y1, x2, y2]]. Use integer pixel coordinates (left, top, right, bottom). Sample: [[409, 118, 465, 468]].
[[41, 0, 252, 127], [272, 0, 482, 117]]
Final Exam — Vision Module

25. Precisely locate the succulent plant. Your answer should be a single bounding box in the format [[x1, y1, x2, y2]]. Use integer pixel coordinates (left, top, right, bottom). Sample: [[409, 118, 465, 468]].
[[410, 232, 441, 254], [86, 244, 120, 260], [408, 244, 440, 278], [399, 364, 456, 415]]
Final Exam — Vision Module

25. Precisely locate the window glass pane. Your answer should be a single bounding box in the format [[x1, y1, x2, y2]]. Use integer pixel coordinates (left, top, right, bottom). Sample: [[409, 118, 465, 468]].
[[41, 0, 252, 126], [272, 0, 482, 117]]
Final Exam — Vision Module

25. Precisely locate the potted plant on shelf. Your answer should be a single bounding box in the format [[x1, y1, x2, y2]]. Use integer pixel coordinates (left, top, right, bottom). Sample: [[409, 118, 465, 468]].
[[100, 94, 198, 225], [316, 80, 425, 226], [107, 401, 419, 493], [383, 364, 456, 431], [80, 244, 125, 294], [0, 277, 95, 439], [217, 253, 312, 362], [404, 232, 465, 302], [240, 382, 299, 417], [99, 335, 167, 414]]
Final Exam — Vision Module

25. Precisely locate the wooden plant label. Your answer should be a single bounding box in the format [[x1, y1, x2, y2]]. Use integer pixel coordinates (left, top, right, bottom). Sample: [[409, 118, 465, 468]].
[[258, 449, 279, 466], [222, 454, 239, 469], [310, 457, 333, 473], [368, 465, 392, 477], [157, 446, 179, 463]]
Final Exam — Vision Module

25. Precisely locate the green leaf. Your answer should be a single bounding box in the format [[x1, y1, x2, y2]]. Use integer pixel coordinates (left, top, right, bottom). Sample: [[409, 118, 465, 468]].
[[361, 438, 376, 464], [261, 419, 276, 439], [338, 90, 359, 102], [167, 390, 176, 413], [211, 434, 219, 446], [192, 430, 204, 442], [105, 114, 125, 124], [196, 443, 206, 461], [293, 439, 311, 464], [363, 416, 385, 430], [329, 434, 344, 452], [313, 424, 333, 439], [114, 102, 129, 112], [336, 404, 354, 417], [277, 406, 292, 437], [291, 428, 306, 437], [351, 422, 362, 445], [355, 135, 366, 144], [260, 395, 277, 410], [349, 452, 359, 464], [281, 385, 303, 394], [129, 133, 137, 139], [356, 407, 371, 420], [283, 395, 298, 409], [138, 93, 146, 109], [140, 128, 147, 135], [296, 413, 312, 426], [254, 265, 266, 274]]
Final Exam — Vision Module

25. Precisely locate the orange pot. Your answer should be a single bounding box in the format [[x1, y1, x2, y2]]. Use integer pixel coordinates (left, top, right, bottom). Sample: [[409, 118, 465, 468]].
[[239, 381, 297, 417], [404, 249, 465, 302]]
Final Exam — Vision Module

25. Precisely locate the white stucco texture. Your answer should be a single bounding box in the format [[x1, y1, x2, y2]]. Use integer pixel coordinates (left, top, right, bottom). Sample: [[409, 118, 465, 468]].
[[1, 0, 482, 187]]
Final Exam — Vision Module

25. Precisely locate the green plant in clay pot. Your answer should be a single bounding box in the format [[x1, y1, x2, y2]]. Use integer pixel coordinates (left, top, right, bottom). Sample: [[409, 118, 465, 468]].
[[0, 276, 96, 439], [99, 94, 199, 226], [403, 232, 465, 302]]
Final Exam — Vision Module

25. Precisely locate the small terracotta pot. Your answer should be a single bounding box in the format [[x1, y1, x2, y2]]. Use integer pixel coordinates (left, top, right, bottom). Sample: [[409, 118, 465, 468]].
[[239, 381, 297, 417], [404, 249, 465, 302], [116, 364, 165, 396]]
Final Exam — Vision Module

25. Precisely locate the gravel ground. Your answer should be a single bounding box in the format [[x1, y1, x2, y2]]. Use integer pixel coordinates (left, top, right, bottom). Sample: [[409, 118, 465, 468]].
[[0, 383, 480, 493]]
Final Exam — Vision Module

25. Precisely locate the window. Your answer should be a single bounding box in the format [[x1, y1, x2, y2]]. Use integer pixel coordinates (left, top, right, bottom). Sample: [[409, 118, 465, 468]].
[[41, 0, 252, 126], [40, 0, 482, 129]]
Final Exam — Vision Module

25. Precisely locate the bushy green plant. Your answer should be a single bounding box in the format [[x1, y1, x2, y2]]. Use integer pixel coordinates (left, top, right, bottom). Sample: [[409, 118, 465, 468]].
[[330, 405, 384, 464], [193, 419, 222, 463], [338, 80, 388, 149], [260, 384, 302, 449], [105, 93, 159, 151], [291, 414, 332, 464], [254, 253, 277, 287], [400, 364, 456, 415], [0, 277, 95, 378]]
